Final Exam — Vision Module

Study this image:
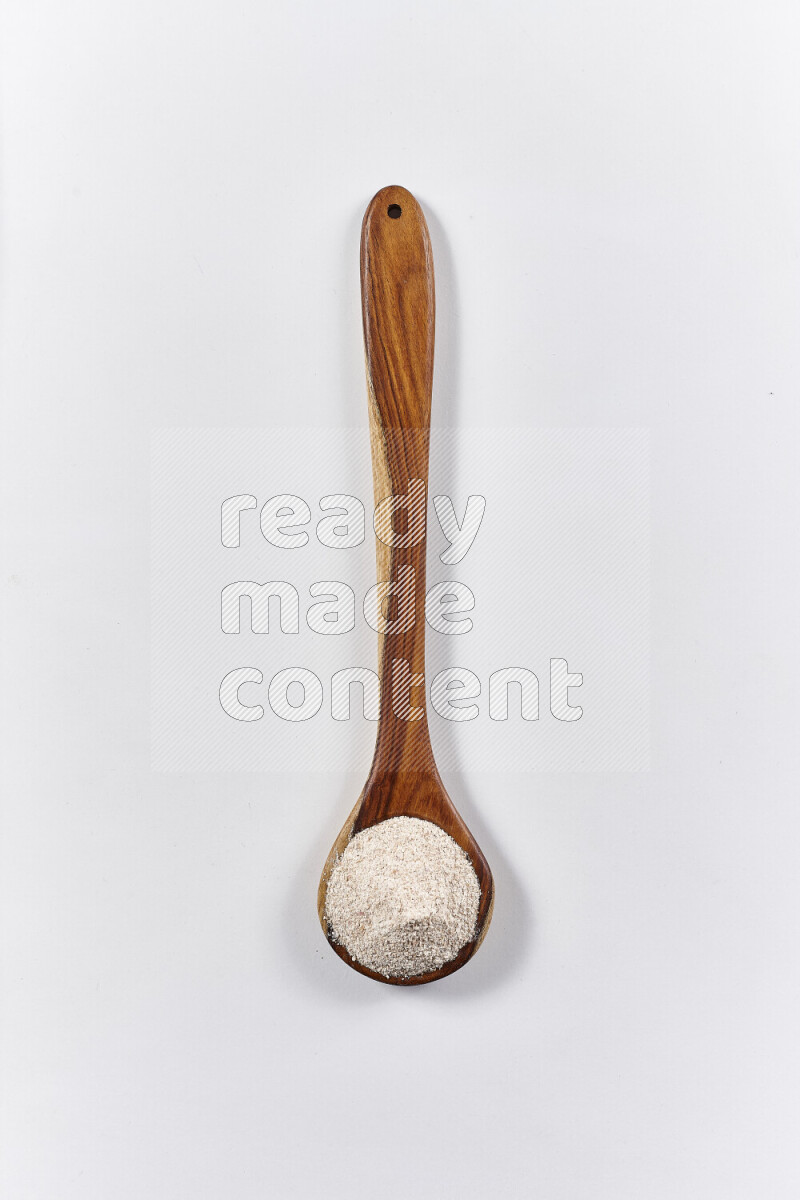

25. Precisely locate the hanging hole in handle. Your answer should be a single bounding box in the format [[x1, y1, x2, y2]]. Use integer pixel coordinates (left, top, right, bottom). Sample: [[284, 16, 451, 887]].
[[387, 204, 402, 219]]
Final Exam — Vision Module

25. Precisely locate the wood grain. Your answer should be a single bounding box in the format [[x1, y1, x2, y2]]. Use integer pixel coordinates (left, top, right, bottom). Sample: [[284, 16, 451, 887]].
[[318, 186, 494, 985]]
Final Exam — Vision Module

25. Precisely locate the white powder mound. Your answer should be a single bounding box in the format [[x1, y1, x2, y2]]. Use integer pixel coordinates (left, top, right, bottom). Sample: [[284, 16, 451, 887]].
[[325, 815, 481, 979]]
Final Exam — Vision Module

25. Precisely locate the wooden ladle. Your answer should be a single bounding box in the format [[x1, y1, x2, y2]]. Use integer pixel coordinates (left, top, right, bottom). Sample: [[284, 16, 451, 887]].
[[317, 185, 494, 985]]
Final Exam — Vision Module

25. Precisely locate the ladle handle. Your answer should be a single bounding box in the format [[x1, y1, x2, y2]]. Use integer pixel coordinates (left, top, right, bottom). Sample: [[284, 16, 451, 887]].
[[361, 185, 436, 773]]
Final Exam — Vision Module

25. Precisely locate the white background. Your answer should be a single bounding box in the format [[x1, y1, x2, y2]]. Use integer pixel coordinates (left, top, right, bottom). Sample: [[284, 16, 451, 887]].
[[2, 2, 799, 1197], [150, 426, 650, 772]]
